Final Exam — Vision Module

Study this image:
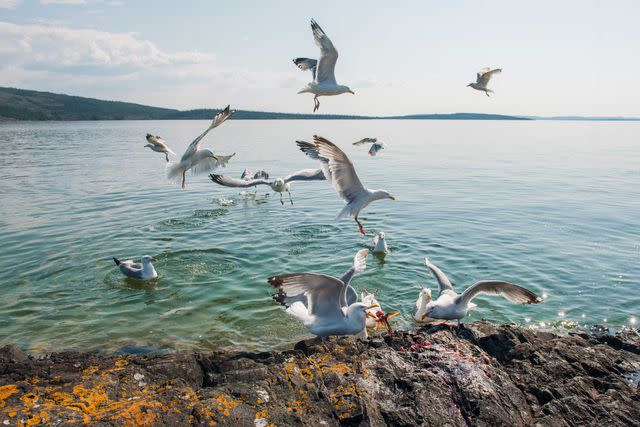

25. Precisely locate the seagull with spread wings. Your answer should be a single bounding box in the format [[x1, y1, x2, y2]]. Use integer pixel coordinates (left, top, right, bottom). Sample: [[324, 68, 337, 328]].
[[467, 68, 502, 96], [145, 134, 176, 162], [353, 137, 385, 156], [268, 249, 378, 338], [167, 106, 235, 189], [297, 136, 395, 235], [293, 19, 355, 112], [209, 168, 326, 205], [420, 256, 542, 326]]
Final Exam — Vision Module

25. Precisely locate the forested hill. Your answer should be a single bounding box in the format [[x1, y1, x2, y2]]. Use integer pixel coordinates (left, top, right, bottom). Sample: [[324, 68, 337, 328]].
[[0, 87, 530, 121]]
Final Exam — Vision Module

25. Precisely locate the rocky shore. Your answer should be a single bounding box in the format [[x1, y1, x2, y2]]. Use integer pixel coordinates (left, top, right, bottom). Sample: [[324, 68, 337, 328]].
[[1, 321, 639, 426]]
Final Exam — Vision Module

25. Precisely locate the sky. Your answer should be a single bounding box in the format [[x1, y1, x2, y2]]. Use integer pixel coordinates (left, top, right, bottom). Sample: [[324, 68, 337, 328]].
[[1, 0, 639, 116]]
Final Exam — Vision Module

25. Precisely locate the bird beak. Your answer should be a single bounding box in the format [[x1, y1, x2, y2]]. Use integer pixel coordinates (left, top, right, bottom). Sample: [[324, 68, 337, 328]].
[[366, 311, 377, 318], [386, 311, 400, 319], [421, 312, 431, 320], [368, 304, 380, 310], [349, 90, 355, 95]]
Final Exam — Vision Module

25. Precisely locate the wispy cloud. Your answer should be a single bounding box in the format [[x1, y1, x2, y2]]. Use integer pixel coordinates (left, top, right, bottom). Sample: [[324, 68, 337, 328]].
[[40, 0, 87, 4], [0, 0, 20, 9]]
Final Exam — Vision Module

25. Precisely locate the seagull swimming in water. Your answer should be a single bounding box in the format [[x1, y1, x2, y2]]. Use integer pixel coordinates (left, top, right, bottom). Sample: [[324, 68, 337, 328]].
[[293, 19, 355, 112], [353, 138, 385, 156], [209, 168, 326, 205], [145, 134, 176, 162], [372, 231, 389, 254], [268, 249, 378, 338], [467, 68, 502, 97], [421, 256, 542, 325], [297, 136, 395, 235], [167, 106, 235, 189], [113, 255, 157, 281]]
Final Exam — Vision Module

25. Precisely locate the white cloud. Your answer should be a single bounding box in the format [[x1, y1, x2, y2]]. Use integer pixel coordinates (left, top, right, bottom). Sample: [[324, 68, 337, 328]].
[[40, 0, 87, 4], [0, 0, 20, 9]]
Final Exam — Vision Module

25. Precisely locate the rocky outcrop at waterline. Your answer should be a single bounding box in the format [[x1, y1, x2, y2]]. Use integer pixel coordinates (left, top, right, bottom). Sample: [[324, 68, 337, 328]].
[[1, 321, 639, 426]]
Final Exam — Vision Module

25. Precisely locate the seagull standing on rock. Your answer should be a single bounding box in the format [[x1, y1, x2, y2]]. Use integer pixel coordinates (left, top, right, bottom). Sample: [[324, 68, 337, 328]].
[[167, 106, 235, 189], [293, 19, 355, 112], [297, 136, 396, 235], [420, 256, 542, 326], [144, 134, 176, 162], [467, 68, 502, 96]]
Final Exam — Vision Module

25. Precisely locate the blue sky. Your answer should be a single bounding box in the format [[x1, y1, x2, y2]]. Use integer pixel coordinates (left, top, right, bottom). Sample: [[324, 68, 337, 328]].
[[1, 0, 639, 116]]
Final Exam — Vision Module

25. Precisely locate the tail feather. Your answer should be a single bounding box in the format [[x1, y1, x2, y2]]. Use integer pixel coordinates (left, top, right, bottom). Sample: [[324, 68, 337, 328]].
[[353, 249, 368, 272], [113, 257, 121, 266], [166, 162, 184, 182]]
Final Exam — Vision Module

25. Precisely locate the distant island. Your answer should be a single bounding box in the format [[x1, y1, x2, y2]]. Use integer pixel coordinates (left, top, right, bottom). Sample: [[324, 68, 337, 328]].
[[1, 87, 638, 121]]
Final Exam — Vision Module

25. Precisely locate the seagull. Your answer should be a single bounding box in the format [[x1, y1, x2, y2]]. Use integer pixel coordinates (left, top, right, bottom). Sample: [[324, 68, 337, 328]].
[[293, 19, 355, 112], [420, 257, 542, 326], [297, 136, 395, 235], [240, 168, 270, 195], [113, 255, 157, 281], [360, 289, 400, 335], [268, 250, 378, 339], [467, 68, 502, 97], [209, 168, 326, 205], [167, 106, 235, 189], [339, 248, 369, 306], [372, 231, 388, 254], [413, 285, 433, 323], [145, 134, 176, 162], [353, 138, 385, 156]]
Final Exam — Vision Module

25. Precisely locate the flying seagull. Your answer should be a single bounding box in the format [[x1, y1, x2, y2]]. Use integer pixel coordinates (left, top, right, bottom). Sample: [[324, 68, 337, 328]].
[[113, 255, 157, 281], [268, 249, 378, 338], [297, 136, 395, 235], [467, 68, 502, 97], [293, 19, 354, 112], [145, 134, 176, 162], [353, 138, 385, 156], [420, 256, 542, 325], [167, 106, 235, 189], [209, 168, 326, 205]]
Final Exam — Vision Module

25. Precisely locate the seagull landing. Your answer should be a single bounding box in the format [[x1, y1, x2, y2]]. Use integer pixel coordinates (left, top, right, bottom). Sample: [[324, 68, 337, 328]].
[[293, 19, 354, 112], [467, 68, 502, 97], [166, 106, 235, 189], [209, 168, 326, 205], [420, 256, 542, 326], [145, 134, 176, 162], [113, 255, 157, 281], [353, 138, 385, 156], [296, 136, 395, 235]]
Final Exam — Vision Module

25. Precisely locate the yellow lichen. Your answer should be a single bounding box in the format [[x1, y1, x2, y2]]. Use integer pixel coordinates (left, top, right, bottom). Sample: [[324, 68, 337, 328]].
[[0, 385, 20, 408]]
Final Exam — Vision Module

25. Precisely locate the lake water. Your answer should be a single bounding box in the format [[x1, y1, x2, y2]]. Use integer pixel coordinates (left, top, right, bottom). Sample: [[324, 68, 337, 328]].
[[0, 120, 638, 353]]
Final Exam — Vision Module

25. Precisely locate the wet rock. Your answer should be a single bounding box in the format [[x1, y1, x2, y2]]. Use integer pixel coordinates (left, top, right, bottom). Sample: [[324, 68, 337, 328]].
[[0, 321, 639, 426]]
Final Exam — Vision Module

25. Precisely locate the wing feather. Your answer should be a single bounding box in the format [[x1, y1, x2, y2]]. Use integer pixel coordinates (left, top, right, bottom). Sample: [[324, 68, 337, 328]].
[[424, 257, 455, 295], [458, 280, 541, 306], [269, 273, 346, 318], [310, 19, 338, 84], [181, 105, 235, 160], [209, 174, 270, 188]]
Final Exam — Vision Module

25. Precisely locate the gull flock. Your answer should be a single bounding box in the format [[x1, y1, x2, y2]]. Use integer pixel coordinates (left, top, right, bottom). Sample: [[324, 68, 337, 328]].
[[117, 19, 541, 340]]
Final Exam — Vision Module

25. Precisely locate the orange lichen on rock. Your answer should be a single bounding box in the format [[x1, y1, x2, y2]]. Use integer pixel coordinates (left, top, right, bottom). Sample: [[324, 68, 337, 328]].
[[0, 385, 20, 408]]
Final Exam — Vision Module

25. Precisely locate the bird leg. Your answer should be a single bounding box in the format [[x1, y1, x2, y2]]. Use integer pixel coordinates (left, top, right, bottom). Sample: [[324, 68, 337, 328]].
[[279, 192, 284, 205], [313, 95, 320, 112], [355, 217, 366, 235], [165, 153, 169, 162], [287, 189, 294, 205], [181, 171, 186, 189], [485, 90, 490, 97]]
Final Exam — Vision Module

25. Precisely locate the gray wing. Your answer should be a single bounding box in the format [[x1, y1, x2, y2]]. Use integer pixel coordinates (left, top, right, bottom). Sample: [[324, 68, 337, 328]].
[[368, 142, 384, 156], [209, 174, 271, 188], [254, 170, 270, 179], [118, 264, 145, 280], [458, 281, 541, 306], [241, 168, 253, 180], [293, 58, 318, 80], [182, 105, 234, 160], [191, 153, 235, 176], [353, 138, 377, 146], [478, 68, 502, 86], [424, 257, 455, 296], [310, 19, 338, 85], [269, 273, 346, 318], [345, 286, 357, 306], [338, 248, 369, 307], [304, 135, 366, 203], [284, 168, 326, 183]]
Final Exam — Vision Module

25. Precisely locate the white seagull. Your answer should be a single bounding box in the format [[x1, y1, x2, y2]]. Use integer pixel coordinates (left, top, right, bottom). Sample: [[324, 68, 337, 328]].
[[413, 285, 433, 323], [467, 68, 502, 97], [167, 106, 235, 189], [372, 231, 388, 254], [353, 138, 385, 156], [293, 19, 355, 112], [339, 248, 369, 306], [297, 136, 395, 235], [268, 249, 378, 338], [145, 134, 176, 162], [113, 255, 157, 281], [420, 257, 542, 325], [209, 168, 326, 205]]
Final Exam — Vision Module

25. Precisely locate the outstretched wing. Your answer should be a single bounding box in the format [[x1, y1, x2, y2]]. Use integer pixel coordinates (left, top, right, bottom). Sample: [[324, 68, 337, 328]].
[[284, 168, 326, 183], [192, 153, 235, 175], [269, 273, 346, 318], [338, 248, 369, 307], [311, 19, 338, 85], [478, 68, 502, 86], [293, 58, 318, 80], [209, 174, 270, 188], [182, 105, 234, 160], [368, 142, 385, 156], [353, 138, 377, 146], [424, 257, 455, 296], [458, 280, 541, 306]]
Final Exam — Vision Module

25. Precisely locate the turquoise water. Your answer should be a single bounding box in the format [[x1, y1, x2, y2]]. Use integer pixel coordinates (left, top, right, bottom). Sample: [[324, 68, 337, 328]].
[[0, 120, 638, 353]]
